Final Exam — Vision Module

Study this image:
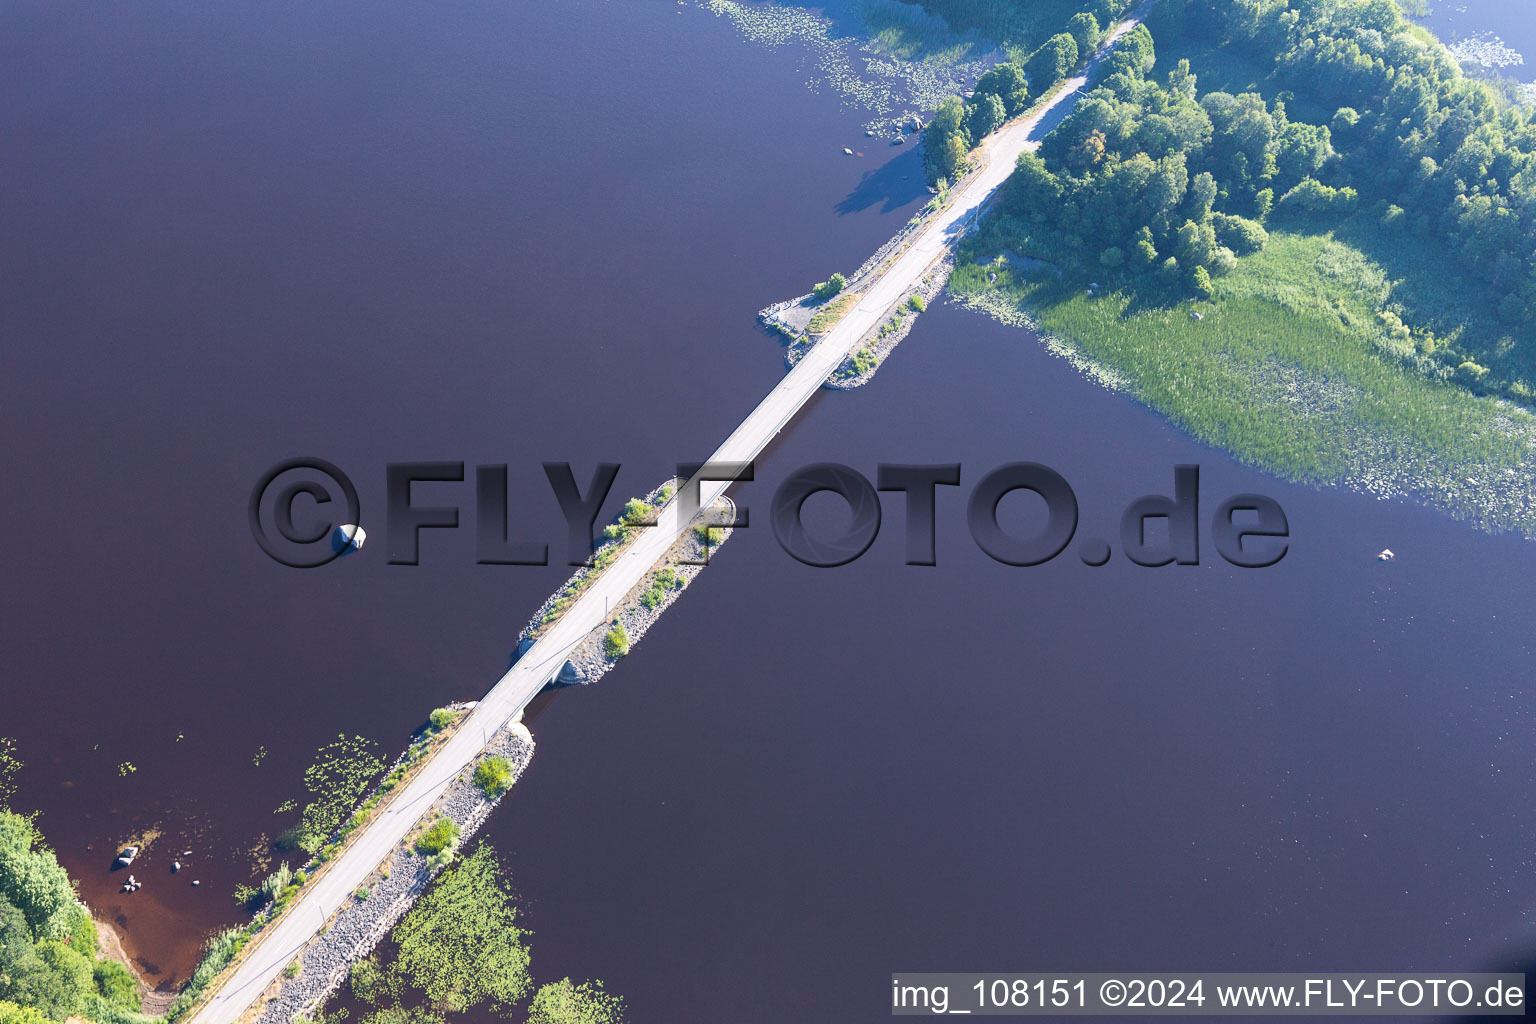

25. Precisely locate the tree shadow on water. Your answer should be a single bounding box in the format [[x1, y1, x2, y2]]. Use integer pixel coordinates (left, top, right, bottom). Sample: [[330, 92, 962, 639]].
[[835, 145, 929, 216]]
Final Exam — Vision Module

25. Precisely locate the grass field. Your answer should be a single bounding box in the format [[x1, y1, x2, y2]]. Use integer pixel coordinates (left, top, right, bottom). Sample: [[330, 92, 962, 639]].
[[949, 228, 1536, 536]]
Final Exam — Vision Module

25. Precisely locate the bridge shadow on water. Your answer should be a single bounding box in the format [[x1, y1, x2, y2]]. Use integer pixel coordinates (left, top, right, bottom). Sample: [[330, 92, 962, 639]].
[[835, 145, 929, 217]]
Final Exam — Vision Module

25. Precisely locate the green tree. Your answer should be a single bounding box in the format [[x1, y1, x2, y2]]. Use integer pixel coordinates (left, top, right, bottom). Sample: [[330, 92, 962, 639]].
[[810, 274, 846, 300], [1025, 34, 1078, 94], [0, 817, 34, 862], [1188, 264, 1214, 300], [1274, 121, 1332, 190], [1212, 213, 1268, 254], [1173, 219, 1217, 271], [6, 941, 91, 1021], [923, 96, 970, 185], [1066, 13, 1100, 58], [1253, 187, 1274, 222], [619, 499, 654, 527], [1166, 58, 1197, 102], [0, 897, 32, 989], [0, 842, 74, 941], [527, 979, 627, 1024], [968, 93, 1006, 140], [974, 62, 1028, 116], [392, 844, 531, 1015]]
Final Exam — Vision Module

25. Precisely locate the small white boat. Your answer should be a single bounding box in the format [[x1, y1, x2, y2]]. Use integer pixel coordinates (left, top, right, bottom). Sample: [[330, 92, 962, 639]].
[[1377, 548, 1395, 562], [842, 147, 854, 156]]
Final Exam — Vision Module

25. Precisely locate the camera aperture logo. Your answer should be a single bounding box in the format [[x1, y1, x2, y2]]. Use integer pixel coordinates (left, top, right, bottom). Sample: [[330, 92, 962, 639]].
[[250, 459, 1289, 570]]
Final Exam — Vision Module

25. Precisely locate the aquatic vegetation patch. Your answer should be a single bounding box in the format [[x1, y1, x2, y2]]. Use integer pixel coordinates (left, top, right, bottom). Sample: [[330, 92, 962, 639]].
[[0, 738, 19, 806], [1446, 32, 1524, 69], [699, 0, 1002, 131], [949, 230, 1536, 537], [280, 735, 387, 855]]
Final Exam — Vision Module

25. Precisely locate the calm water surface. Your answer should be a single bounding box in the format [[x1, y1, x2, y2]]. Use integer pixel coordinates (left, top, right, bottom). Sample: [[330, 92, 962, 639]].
[[2, 0, 1535, 1019], [1415, 0, 1536, 80]]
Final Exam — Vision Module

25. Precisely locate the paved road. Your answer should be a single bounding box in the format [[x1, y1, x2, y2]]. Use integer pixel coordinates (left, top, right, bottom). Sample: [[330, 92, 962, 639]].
[[189, 12, 1148, 1023]]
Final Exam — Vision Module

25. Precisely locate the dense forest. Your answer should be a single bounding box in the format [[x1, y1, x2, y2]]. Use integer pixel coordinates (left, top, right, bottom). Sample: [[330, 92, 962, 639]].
[[918, 0, 1535, 398], [922, 0, 1141, 184], [1003, 28, 1335, 301], [0, 812, 143, 1024]]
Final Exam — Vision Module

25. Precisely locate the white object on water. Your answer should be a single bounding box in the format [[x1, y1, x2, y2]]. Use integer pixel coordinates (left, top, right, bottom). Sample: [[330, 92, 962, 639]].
[[843, 147, 853, 156], [337, 524, 366, 550], [1377, 548, 1395, 562]]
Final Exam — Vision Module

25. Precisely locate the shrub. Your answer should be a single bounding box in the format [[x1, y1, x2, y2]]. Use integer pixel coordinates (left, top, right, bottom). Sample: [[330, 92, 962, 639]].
[[60, 903, 95, 954], [0, 1001, 50, 1024], [603, 624, 630, 660], [1278, 178, 1357, 217], [811, 273, 846, 300], [258, 862, 294, 907], [414, 818, 459, 857], [1099, 246, 1124, 268], [906, 293, 926, 313], [473, 756, 514, 799], [1188, 265, 1214, 300], [428, 708, 458, 733], [94, 960, 142, 1011], [1211, 213, 1268, 254], [1209, 246, 1238, 277], [1456, 360, 1490, 384], [619, 498, 654, 526]]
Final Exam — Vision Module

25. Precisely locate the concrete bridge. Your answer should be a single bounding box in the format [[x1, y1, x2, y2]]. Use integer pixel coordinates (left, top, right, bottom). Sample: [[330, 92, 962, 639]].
[[187, 10, 1150, 1021]]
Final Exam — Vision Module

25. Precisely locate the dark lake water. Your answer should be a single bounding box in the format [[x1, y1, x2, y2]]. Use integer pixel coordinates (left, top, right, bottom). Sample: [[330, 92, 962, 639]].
[[3, 0, 1535, 1019]]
